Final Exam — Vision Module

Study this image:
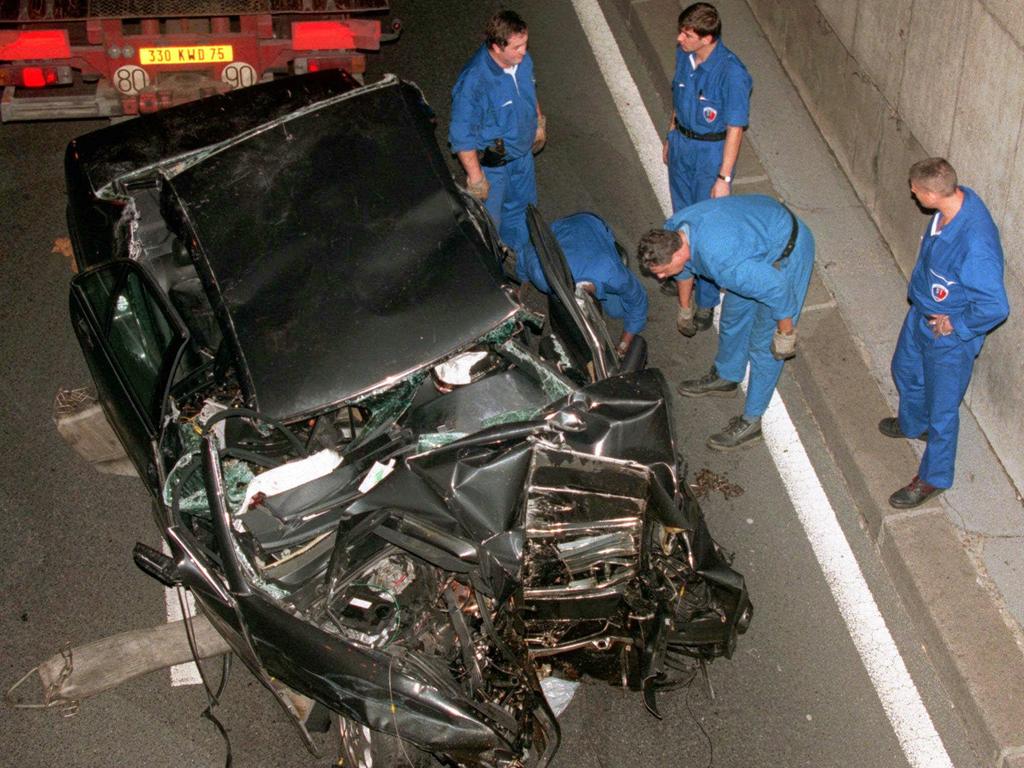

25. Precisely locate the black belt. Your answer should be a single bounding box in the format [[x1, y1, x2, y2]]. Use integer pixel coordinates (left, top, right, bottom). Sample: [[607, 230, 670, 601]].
[[479, 152, 509, 168], [478, 141, 514, 167], [773, 207, 800, 268], [674, 120, 726, 142]]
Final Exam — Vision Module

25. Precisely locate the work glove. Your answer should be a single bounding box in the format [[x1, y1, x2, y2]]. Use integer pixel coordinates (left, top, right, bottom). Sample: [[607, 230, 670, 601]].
[[467, 175, 490, 202], [771, 328, 797, 360], [676, 304, 697, 337], [532, 114, 547, 154]]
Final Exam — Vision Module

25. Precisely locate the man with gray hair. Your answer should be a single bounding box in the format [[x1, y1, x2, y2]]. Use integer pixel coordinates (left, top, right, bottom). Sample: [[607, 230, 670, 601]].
[[881, 158, 1009, 508]]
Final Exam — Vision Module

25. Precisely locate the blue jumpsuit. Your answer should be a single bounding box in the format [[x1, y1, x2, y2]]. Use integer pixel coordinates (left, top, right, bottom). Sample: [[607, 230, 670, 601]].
[[666, 195, 814, 420], [891, 186, 1008, 488], [524, 213, 649, 335], [450, 46, 539, 282], [669, 41, 752, 311]]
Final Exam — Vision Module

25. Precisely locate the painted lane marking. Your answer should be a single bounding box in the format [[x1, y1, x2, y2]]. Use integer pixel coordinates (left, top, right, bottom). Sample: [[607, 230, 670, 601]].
[[163, 541, 202, 685], [569, 2, 954, 767]]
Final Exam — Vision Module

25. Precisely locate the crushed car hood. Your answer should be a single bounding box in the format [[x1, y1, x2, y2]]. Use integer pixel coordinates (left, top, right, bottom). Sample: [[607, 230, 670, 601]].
[[165, 77, 516, 421]]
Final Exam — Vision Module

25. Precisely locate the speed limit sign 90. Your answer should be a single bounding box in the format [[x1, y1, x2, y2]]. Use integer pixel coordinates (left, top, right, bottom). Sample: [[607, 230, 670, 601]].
[[221, 62, 257, 89], [113, 65, 149, 95]]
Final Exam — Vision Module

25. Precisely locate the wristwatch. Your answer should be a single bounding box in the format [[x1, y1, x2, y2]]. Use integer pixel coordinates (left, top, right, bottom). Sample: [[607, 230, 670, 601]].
[[717, 173, 733, 183]]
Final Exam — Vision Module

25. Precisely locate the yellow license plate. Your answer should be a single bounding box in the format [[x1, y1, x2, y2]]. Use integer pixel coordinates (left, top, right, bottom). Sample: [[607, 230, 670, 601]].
[[139, 45, 234, 66]]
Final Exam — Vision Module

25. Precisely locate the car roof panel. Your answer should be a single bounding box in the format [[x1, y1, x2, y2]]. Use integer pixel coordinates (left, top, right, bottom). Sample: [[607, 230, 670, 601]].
[[166, 79, 516, 421]]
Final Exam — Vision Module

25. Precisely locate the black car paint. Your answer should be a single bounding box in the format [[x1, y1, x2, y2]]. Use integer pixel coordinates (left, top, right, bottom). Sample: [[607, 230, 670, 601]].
[[66, 71, 751, 767]]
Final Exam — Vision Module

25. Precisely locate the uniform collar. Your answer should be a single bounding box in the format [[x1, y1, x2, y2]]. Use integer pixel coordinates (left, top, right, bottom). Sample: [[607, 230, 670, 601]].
[[689, 40, 725, 72], [482, 45, 525, 77], [929, 187, 972, 238], [482, 45, 505, 75]]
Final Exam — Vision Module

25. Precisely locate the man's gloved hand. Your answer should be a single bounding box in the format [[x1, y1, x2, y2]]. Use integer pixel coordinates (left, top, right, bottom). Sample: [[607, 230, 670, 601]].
[[467, 175, 490, 201], [676, 304, 697, 337], [771, 328, 797, 360], [532, 114, 547, 154]]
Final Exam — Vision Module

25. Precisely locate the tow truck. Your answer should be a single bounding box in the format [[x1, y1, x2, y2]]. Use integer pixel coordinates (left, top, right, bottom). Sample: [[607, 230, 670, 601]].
[[0, 1, 400, 122]]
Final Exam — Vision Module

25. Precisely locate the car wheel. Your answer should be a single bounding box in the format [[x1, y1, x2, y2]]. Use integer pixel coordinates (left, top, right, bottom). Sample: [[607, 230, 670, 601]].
[[336, 715, 437, 767]]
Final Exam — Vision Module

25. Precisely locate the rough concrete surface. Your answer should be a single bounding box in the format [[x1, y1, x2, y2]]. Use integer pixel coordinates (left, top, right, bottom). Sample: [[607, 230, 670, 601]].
[[948, 4, 1024, 229], [608, 0, 1024, 764], [879, 512, 1024, 767], [744, 0, 1024, 496], [898, 0, 970, 158], [850, 0, 911, 107], [815, 0, 856, 51]]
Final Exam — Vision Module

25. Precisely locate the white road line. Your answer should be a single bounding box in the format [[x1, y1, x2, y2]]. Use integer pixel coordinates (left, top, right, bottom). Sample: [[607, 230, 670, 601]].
[[569, 2, 955, 767], [162, 541, 202, 685]]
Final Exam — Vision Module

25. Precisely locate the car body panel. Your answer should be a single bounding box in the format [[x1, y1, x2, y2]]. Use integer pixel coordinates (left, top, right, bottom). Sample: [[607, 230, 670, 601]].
[[64, 72, 751, 768]]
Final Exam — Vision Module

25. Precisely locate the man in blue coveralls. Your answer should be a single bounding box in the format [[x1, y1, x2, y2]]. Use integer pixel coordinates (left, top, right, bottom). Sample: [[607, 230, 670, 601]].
[[449, 10, 545, 282], [638, 195, 814, 450], [881, 158, 1008, 508], [522, 212, 649, 357], [662, 3, 752, 338]]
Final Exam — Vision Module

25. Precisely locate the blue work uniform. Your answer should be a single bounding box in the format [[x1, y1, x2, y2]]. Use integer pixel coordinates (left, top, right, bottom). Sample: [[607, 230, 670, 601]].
[[668, 40, 752, 311], [450, 46, 539, 282], [524, 213, 648, 335], [891, 186, 1008, 489], [666, 195, 814, 420]]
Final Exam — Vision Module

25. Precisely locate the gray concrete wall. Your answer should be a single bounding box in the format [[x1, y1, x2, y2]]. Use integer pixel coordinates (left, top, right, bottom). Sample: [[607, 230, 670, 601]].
[[744, 0, 1024, 491]]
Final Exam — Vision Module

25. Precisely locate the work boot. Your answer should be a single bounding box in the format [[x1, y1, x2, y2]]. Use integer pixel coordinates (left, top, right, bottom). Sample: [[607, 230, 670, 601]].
[[707, 416, 763, 451], [694, 306, 714, 331], [878, 417, 928, 441], [676, 367, 738, 398], [888, 475, 944, 509]]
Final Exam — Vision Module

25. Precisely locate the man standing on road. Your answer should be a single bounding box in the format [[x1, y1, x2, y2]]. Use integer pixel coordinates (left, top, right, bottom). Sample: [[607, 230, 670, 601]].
[[522, 212, 649, 357], [449, 10, 546, 283], [881, 158, 1008, 509], [638, 195, 814, 450], [662, 3, 752, 338]]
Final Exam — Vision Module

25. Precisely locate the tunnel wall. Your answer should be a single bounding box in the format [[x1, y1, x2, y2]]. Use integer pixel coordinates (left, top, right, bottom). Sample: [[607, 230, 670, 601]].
[[744, 0, 1024, 490]]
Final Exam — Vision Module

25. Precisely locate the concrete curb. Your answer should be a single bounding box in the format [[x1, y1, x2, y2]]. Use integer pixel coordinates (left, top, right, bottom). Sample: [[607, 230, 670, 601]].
[[606, 0, 1024, 764]]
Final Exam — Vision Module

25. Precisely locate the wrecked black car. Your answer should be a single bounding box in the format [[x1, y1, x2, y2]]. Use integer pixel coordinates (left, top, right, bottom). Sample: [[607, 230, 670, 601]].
[[64, 71, 751, 767]]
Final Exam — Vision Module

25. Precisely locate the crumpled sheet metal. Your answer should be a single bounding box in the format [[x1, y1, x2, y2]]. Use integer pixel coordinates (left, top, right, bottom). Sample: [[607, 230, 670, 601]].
[[243, 368, 744, 764]]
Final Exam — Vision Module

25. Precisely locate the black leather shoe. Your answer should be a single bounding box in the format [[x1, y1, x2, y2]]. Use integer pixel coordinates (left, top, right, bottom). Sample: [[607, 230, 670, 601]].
[[694, 307, 714, 331], [878, 417, 928, 441], [677, 367, 738, 398], [707, 416, 762, 451], [888, 476, 944, 509]]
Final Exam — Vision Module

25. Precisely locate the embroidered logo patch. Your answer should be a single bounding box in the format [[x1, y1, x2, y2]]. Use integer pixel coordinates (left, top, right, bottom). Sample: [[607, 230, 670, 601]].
[[702, 105, 717, 123], [931, 283, 949, 302]]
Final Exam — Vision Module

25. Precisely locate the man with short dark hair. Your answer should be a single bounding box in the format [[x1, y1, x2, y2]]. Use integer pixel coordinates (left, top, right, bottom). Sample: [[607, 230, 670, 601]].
[[450, 10, 545, 282], [662, 3, 752, 337], [881, 158, 1009, 508], [638, 195, 814, 450]]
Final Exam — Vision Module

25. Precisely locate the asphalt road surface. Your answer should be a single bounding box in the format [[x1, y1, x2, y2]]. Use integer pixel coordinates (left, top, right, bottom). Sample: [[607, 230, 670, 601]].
[[0, 2, 985, 767]]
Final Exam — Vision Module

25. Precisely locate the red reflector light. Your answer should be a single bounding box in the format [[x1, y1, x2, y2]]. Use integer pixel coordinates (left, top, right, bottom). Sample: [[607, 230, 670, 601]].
[[292, 21, 356, 51], [0, 30, 72, 60], [21, 66, 46, 88]]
